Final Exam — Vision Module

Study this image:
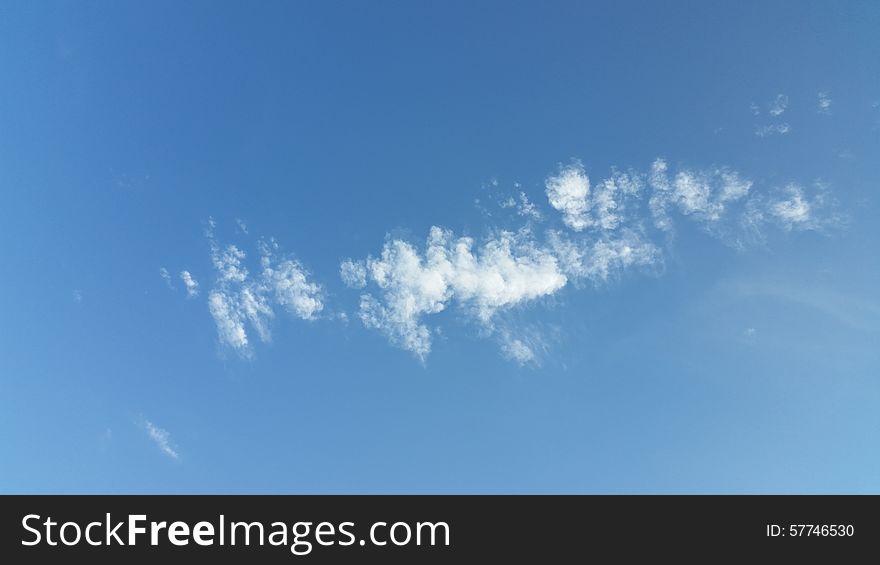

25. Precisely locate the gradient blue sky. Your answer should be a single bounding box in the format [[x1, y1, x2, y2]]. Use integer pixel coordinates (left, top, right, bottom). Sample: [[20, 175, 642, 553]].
[[1, 1, 878, 493]]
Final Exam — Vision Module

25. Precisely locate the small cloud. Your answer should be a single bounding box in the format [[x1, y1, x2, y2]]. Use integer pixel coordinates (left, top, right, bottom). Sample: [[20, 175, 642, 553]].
[[499, 196, 517, 209], [159, 267, 173, 288], [72, 289, 83, 303], [204, 227, 325, 356], [180, 270, 199, 298], [500, 335, 536, 365], [545, 160, 591, 231], [744, 327, 757, 338], [647, 158, 752, 228], [516, 191, 542, 220], [817, 91, 832, 114], [339, 259, 367, 289], [355, 227, 567, 360], [765, 183, 841, 231], [236, 218, 249, 234], [769, 184, 812, 228], [836, 148, 855, 161], [749, 102, 761, 116], [144, 420, 179, 460], [768, 94, 788, 116], [755, 123, 791, 137]]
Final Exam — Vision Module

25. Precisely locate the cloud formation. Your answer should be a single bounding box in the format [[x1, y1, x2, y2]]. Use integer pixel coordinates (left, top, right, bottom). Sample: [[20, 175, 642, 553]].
[[818, 91, 832, 114], [180, 270, 199, 298], [767, 183, 840, 231], [340, 259, 368, 289], [499, 332, 537, 365], [545, 161, 591, 231], [648, 158, 752, 228], [755, 123, 791, 137], [343, 157, 840, 361], [201, 221, 324, 355], [545, 162, 644, 233], [768, 94, 789, 116], [145, 420, 178, 459], [354, 227, 567, 360], [169, 156, 842, 364], [159, 267, 172, 287]]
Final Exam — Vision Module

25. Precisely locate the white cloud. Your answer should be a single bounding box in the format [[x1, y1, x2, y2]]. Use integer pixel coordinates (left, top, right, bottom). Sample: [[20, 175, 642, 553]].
[[818, 91, 832, 114], [487, 182, 543, 221], [647, 159, 753, 228], [499, 196, 516, 209], [749, 102, 761, 116], [351, 221, 663, 360], [548, 229, 661, 283], [590, 170, 643, 231], [755, 123, 791, 137], [769, 94, 788, 116], [236, 218, 249, 234], [546, 163, 644, 233], [203, 226, 324, 355], [545, 161, 591, 231], [340, 259, 367, 288], [179, 155, 841, 365], [180, 270, 199, 298], [145, 420, 178, 459], [516, 191, 542, 220], [208, 290, 250, 350], [159, 267, 172, 287], [354, 226, 567, 360], [212, 243, 249, 284], [345, 156, 839, 362], [738, 182, 841, 241], [500, 334, 536, 365], [768, 184, 814, 229], [271, 261, 323, 319], [259, 240, 324, 320]]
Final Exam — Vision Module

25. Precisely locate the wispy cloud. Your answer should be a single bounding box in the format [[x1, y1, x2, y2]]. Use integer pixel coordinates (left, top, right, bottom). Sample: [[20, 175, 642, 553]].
[[180, 270, 199, 298], [755, 123, 791, 137], [545, 160, 591, 231], [170, 155, 843, 364], [355, 227, 567, 361], [500, 333, 537, 365], [545, 161, 644, 233], [343, 157, 842, 361], [515, 191, 542, 220], [767, 183, 841, 231], [817, 91, 832, 114], [200, 221, 324, 355], [159, 267, 173, 288], [340, 259, 368, 289], [144, 420, 178, 459], [501, 189, 543, 221], [648, 158, 752, 228], [769, 184, 813, 228], [768, 93, 789, 116]]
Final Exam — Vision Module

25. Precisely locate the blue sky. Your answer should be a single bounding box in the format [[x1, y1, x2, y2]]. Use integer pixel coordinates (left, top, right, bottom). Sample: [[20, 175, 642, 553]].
[[1, 1, 878, 493]]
